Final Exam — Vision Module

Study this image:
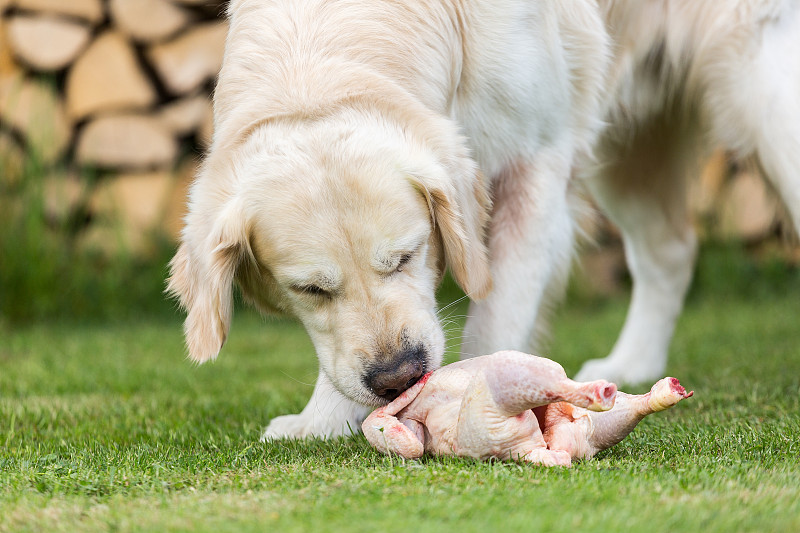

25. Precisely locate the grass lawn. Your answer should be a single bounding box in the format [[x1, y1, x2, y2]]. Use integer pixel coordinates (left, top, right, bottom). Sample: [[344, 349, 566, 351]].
[[1, 247, 799, 532]]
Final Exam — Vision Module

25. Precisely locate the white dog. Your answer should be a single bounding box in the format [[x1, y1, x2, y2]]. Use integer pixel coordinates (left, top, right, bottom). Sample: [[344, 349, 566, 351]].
[[169, 0, 800, 439]]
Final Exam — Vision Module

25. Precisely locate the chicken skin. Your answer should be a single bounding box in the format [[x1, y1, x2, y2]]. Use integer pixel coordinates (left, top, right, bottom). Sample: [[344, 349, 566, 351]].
[[363, 351, 693, 466]]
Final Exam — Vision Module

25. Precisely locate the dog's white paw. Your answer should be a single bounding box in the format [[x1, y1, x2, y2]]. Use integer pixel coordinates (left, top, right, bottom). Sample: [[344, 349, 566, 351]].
[[260, 414, 317, 441], [260, 373, 372, 441], [574, 355, 665, 386], [260, 411, 366, 441]]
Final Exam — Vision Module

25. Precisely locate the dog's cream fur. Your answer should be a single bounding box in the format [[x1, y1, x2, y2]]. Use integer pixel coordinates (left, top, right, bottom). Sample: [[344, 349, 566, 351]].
[[169, 0, 800, 438]]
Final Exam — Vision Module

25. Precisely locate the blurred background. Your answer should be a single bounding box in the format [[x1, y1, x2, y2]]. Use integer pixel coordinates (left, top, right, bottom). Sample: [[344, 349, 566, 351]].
[[0, 0, 797, 325], [0, 0, 225, 322]]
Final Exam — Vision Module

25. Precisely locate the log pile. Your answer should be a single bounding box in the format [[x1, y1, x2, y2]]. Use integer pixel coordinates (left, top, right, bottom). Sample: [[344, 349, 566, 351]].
[[0, 0, 793, 262], [0, 0, 224, 252]]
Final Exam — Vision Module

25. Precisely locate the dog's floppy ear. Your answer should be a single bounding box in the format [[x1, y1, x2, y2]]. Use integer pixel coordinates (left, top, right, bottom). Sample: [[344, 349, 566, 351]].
[[410, 156, 493, 300], [167, 176, 250, 363]]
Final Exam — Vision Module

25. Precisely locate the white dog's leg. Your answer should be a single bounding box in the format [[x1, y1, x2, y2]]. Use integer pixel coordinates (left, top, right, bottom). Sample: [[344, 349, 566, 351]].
[[575, 118, 701, 384], [757, 136, 800, 239], [261, 371, 370, 440], [463, 151, 576, 358], [718, 10, 800, 239]]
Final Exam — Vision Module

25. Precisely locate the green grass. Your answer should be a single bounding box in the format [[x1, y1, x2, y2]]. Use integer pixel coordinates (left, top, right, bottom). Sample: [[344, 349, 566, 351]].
[[1, 247, 800, 532]]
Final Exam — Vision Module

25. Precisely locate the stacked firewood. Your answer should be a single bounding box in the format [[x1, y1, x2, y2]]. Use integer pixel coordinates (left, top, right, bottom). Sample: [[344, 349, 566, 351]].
[[0, 0, 226, 251]]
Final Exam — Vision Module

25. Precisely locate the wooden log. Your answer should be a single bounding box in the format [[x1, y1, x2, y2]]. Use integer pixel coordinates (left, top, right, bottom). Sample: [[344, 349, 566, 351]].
[[718, 170, 778, 241], [109, 0, 191, 43], [85, 170, 174, 253], [65, 31, 157, 120], [91, 171, 174, 229], [11, 0, 104, 24], [43, 169, 86, 223], [0, 129, 25, 186], [577, 245, 627, 296], [76, 114, 178, 169], [0, 17, 18, 78], [157, 94, 210, 137], [0, 72, 70, 163], [7, 14, 91, 71], [147, 21, 227, 95], [689, 149, 729, 216]]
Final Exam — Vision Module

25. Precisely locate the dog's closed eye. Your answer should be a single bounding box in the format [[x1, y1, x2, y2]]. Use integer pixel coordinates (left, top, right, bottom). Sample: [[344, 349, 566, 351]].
[[292, 284, 333, 299], [388, 242, 424, 275], [395, 253, 413, 273]]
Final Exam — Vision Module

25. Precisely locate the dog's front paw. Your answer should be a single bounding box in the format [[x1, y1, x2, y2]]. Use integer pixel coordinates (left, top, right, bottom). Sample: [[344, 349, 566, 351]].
[[260, 410, 366, 441], [260, 414, 318, 440]]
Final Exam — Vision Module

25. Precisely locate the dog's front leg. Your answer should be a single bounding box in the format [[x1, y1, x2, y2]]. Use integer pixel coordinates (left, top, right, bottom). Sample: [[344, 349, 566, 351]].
[[261, 371, 370, 440], [462, 152, 575, 358]]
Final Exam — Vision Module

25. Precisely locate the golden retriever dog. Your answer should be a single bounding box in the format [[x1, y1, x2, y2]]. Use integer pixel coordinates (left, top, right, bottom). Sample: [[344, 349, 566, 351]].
[[168, 0, 610, 439], [575, 0, 800, 383], [169, 0, 800, 439]]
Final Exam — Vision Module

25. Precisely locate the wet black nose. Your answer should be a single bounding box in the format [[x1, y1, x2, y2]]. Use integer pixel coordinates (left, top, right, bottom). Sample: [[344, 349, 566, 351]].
[[364, 348, 426, 402]]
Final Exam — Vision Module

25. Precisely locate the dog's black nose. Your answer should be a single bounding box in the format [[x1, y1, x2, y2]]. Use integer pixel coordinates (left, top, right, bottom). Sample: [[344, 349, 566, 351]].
[[365, 348, 425, 401]]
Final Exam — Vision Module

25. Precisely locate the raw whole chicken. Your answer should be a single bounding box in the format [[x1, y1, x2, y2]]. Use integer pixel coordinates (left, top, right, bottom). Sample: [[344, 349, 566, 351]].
[[362, 351, 693, 466]]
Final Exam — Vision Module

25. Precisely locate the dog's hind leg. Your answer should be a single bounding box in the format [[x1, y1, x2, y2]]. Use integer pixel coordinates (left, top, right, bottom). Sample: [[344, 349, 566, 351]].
[[754, 117, 800, 240], [462, 150, 578, 358], [575, 113, 701, 384], [710, 9, 800, 240]]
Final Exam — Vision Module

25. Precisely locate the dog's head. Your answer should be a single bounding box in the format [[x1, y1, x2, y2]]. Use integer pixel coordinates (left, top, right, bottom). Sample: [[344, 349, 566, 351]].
[[168, 104, 491, 406]]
